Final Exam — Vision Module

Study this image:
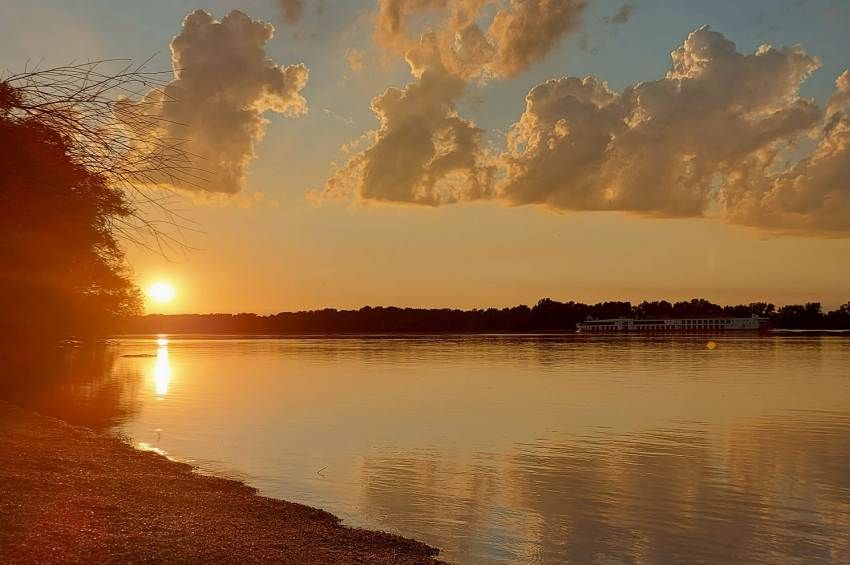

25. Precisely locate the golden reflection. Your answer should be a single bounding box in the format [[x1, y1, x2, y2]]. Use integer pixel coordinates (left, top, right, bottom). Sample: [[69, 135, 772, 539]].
[[0, 344, 142, 430], [358, 413, 850, 563], [153, 340, 171, 398]]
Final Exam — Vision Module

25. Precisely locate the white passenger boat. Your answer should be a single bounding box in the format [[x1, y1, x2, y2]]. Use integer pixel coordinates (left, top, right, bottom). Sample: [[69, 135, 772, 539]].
[[577, 316, 770, 332]]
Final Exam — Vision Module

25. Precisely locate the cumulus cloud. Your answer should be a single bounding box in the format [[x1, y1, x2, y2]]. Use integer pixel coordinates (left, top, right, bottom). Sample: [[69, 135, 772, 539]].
[[319, 0, 587, 204], [725, 95, 850, 234], [277, 0, 304, 25], [322, 33, 494, 205], [374, 0, 587, 80], [603, 2, 635, 25], [499, 26, 850, 234], [486, 0, 587, 77], [123, 10, 308, 194], [324, 18, 850, 235], [827, 70, 850, 116], [373, 0, 452, 55]]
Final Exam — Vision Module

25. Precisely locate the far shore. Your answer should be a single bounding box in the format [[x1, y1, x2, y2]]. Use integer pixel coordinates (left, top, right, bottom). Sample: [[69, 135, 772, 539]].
[[0, 402, 442, 564], [108, 328, 850, 339]]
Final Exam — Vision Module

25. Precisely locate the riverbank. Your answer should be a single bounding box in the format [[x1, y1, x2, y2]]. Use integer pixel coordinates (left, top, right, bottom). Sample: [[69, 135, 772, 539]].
[[0, 402, 442, 563]]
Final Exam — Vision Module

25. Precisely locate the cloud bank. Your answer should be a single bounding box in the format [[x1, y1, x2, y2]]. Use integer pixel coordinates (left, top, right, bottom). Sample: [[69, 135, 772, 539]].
[[325, 19, 850, 236], [324, 33, 494, 205], [125, 10, 308, 194], [373, 0, 587, 80], [320, 0, 588, 204], [503, 26, 850, 234], [503, 26, 822, 215]]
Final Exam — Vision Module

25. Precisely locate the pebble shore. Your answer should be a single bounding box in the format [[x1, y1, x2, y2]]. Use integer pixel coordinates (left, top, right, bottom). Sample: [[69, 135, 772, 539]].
[[0, 403, 442, 564]]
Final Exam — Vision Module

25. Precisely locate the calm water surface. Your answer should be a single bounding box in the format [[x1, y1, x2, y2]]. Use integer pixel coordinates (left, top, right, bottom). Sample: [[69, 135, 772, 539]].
[[4, 335, 850, 563]]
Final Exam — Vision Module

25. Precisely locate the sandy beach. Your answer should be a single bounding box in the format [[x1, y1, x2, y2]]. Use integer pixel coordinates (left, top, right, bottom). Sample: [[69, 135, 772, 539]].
[[0, 402, 442, 564]]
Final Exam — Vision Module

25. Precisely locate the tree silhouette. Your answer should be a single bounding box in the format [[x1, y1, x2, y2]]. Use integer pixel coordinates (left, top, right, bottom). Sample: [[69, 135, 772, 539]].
[[125, 298, 850, 334], [0, 61, 196, 340]]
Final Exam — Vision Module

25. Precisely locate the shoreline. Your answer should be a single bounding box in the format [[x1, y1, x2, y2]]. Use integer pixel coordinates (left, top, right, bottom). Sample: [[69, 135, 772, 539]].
[[0, 402, 442, 564], [108, 328, 850, 340]]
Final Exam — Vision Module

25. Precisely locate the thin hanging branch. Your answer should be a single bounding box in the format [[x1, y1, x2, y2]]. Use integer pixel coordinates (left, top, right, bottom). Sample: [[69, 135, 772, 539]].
[[1, 59, 207, 257]]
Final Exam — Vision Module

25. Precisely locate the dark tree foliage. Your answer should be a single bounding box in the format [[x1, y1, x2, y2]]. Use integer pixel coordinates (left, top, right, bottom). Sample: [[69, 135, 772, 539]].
[[125, 298, 850, 335], [1, 62, 194, 340], [0, 88, 140, 339]]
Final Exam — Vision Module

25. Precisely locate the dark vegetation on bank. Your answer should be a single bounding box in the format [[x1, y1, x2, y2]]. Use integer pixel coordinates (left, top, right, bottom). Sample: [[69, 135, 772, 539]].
[[1, 63, 194, 343], [128, 298, 850, 335], [1, 78, 137, 341]]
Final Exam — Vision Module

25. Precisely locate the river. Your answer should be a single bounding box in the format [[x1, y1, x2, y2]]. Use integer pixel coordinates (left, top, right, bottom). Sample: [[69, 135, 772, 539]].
[[4, 334, 850, 563]]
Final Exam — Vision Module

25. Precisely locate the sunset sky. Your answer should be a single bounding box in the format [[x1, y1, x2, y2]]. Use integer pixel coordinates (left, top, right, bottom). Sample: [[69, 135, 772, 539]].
[[2, 0, 849, 313]]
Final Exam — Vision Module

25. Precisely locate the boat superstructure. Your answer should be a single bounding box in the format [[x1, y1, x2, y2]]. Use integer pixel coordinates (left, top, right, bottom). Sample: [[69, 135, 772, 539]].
[[577, 316, 769, 332]]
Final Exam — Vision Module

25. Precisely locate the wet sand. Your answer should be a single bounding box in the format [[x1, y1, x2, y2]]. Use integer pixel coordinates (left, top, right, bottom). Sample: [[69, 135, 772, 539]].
[[0, 402, 442, 564]]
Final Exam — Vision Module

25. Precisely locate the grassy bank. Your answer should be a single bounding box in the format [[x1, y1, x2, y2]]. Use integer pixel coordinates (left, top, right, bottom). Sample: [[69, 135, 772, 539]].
[[0, 402, 441, 563]]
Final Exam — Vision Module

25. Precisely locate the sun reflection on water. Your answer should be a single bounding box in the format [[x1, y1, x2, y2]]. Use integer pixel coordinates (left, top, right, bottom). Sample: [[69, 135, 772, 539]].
[[153, 338, 171, 398]]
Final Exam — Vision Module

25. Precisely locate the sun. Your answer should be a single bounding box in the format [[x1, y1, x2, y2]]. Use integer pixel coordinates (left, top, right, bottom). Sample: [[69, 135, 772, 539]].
[[148, 281, 176, 304]]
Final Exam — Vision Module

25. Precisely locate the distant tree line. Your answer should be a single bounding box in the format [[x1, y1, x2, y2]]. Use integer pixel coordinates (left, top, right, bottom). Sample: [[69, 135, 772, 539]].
[[125, 298, 850, 335]]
